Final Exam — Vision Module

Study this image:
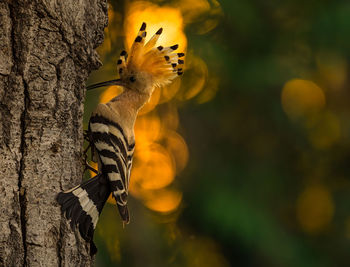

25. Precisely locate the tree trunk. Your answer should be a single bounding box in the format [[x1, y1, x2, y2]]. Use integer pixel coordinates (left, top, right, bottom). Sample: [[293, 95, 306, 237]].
[[0, 0, 107, 265]]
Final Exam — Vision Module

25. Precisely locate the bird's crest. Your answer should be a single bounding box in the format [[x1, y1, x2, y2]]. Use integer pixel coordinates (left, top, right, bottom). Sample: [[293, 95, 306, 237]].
[[117, 22, 185, 88]]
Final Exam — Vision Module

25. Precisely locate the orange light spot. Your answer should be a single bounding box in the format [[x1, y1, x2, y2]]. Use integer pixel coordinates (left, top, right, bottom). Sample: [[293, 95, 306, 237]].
[[138, 86, 161, 115], [162, 104, 180, 130], [177, 55, 207, 101], [197, 76, 219, 104], [144, 189, 182, 213], [178, 0, 210, 21], [165, 130, 189, 173], [159, 78, 182, 104], [132, 143, 175, 190], [124, 2, 187, 50], [178, 0, 222, 34], [281, 79, 326, 120], [134, 114, 162, 145], [296, 185, 334, 234], [100, 86, 123, 103]]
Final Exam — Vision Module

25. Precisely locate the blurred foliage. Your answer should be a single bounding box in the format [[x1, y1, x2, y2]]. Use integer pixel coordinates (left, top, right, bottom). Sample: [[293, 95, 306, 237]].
[[85, 0, 350, 266]]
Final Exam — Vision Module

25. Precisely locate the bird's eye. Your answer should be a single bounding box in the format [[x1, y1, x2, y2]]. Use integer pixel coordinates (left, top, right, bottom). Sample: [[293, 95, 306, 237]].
[[130, 76, 136, 82]]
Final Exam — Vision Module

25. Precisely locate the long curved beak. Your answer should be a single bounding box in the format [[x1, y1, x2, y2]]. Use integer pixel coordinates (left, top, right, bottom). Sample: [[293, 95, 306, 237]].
[[86, 79, 123, 91]]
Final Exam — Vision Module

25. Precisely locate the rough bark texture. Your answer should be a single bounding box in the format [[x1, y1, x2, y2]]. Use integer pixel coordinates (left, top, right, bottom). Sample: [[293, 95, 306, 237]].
[[0, 0, 107, 266]]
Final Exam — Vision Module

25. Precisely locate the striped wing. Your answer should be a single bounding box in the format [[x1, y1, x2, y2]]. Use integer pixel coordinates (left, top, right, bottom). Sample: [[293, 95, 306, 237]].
[[89, 114, 135, 223]]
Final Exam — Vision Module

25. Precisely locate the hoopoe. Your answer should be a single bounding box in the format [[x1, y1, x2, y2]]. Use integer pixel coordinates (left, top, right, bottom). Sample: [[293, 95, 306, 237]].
[[57, 22, 185, 255]]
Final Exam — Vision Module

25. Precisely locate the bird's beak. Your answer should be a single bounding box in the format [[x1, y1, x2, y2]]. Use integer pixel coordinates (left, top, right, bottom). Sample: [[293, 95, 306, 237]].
[[86, 79, 123, 91]]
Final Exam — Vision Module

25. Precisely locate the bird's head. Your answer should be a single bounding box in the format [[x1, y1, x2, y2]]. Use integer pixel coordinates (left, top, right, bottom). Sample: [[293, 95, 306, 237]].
[[87, 22, 185, 97], [118, 69, 154, 96]]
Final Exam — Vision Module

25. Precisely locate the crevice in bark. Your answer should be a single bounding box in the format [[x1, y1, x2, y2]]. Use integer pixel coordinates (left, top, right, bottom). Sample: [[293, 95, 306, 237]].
[[18, 78, 29, 267], [18, 187, 27, 267], [9, 2, 28, 266], [57, 221, 63, 267], [18, 76, 29, 267], [0, 91, 12, 149]]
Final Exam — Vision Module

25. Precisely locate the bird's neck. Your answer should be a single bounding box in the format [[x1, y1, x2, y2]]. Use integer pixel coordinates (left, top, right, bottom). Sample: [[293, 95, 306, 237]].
[[107, 88, 151, 126], [103, 89, 151, 141], [108, 88, 151, 114]]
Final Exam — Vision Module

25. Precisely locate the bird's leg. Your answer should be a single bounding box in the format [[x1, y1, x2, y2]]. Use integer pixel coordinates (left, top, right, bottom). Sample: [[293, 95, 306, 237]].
[[83, 130, 92, 160], [83, 142, 91, 157], [83, 130, 98, 174], [83, 129, 90, 143]]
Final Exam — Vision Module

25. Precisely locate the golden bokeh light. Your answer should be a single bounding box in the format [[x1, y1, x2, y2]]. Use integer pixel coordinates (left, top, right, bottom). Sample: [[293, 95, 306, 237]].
[[138, 86, 161, 115], [178, 0, 210, 22], [124, 2, 187, 50], [128, 106, 187, 213], [132, 143, 175, 190], [164, 130, 189, 173], [281, 79, 326, 120], [100, 85, 123, 103], [159, 78, 182, 104], [178, 54, 207, 101], [296, 185, 334, 234], [134, 114, 162, 146], [144, 188, 182, 213], [178, 0, 222, 34], [197, 75, 219, 104], [162, 104, 180, 130]]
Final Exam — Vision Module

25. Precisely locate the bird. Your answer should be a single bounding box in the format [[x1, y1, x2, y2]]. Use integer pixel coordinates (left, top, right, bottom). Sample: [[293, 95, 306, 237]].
[[57, 22, 185, 255]]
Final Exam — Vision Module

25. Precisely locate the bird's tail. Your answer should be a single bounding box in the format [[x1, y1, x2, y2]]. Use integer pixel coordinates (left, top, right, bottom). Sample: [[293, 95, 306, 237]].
[[57, 173, 110, 255]]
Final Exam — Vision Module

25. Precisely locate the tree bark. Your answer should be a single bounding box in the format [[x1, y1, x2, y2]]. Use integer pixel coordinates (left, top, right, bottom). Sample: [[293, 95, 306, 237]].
[[0, 0, 107, 266]]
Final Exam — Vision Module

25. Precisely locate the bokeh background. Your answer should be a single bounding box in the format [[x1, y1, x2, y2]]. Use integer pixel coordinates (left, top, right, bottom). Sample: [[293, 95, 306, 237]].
[[85, 0, 350, 266]]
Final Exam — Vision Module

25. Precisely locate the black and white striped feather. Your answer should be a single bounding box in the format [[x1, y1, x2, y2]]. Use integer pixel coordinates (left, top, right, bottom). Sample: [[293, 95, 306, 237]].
[[88, 114, 135, 223], [57, 173, 109, 255]]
